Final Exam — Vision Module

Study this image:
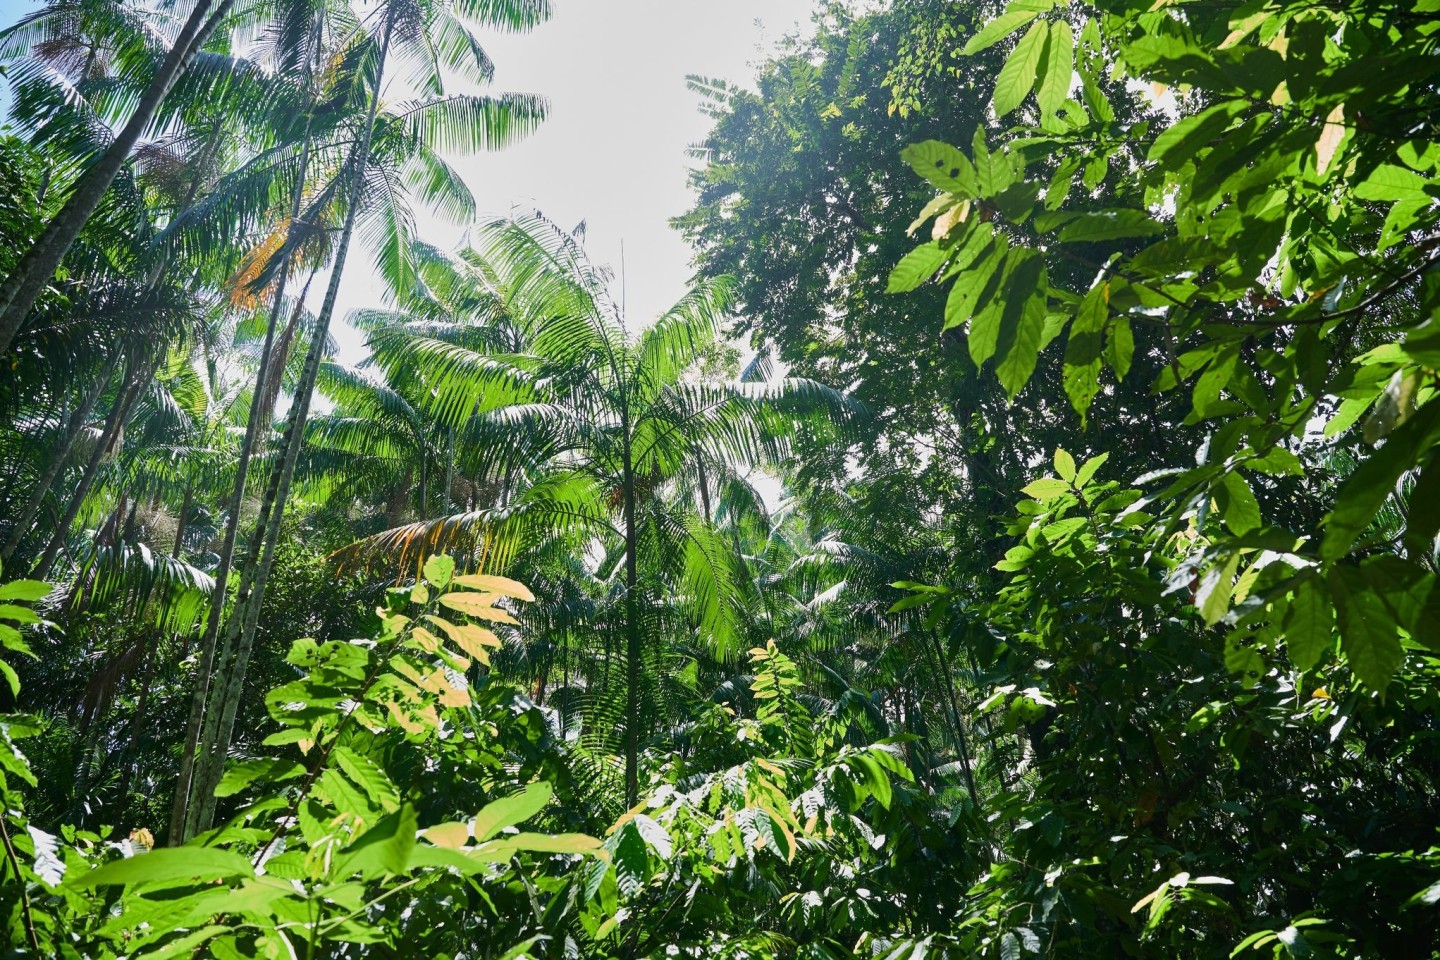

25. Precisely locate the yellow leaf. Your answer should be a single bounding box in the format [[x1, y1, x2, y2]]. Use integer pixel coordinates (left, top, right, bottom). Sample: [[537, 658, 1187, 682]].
[[1316, 103, 1345, 175], [451, 574, 535, 602], [1312, 687, 1331, 701], [439, 592, 520, 625], [411, 627, 441, 654], [422, 668, 472, 708], [424, 822, 471, 849]]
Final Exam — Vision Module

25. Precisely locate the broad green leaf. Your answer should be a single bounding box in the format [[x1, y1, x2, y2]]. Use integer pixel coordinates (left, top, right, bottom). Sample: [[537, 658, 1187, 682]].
[[1283, 576, 1334, 671], [1404, 456, 1440, 559], [334, 805, 418, 880], [1217, 472, 1261, 535], [472, 781, 553, 842], [214, 759, 306, 798], [1197, 552, 1242, 626], [1053, 449, 1077, 482], [1057, 210, 1166, 242], [1035, 20, 1073, 117], [70, 848, 254, 888], [993, 21, 1049, 118], [1023, 478, 1070, 500], [1323, 400, 1440, 560], [963, 6, 1047, 55], [1105, 316, 1134, 380], [1355, 164, 1431, 202], [900, 141, 978, 195], [332, 746, 400, 811], [0, 580, 51, 602], [1076, 452, 1110, 487], [1148, 100, 1247, 167], [1330, 567, 1404, 693], [1064, 283, 1108, 417], [422, 554, 455, 589], [888, 241, 950, 294], [994, 271, 1048, 400]]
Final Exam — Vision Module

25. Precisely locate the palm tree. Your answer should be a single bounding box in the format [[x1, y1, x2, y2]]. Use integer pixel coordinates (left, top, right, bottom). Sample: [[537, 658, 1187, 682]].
[[174, 0, 552, 839], [341, 215, 855, 803], [0, 0, 240, 355]]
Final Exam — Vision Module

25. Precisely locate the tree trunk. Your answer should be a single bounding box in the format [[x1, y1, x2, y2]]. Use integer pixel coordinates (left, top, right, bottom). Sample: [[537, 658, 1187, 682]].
[[0, 0, 233, 357], [2, 354, 119, 562], [168, 75, 322, 847], [623, 435, 641, 806], [185, 16, 396, 837]]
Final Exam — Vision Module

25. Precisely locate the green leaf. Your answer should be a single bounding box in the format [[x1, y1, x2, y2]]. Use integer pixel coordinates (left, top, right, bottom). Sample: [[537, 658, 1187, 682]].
[[214, 759, 307, 798], [1035, 20, 1074, 117], [1053, 449, 1077, 482], [1354, 164, 1431, 202], [888, 241, 951, 294], [70, 848, 254, 888], [1105, 316, 1134, 380], [1323, 400, 1440, 560], [1064, 283, 1108, 417], [0, 581, 51, 602], [472, 781, 553, 842], [1217, 472, 1262, 535], [1023, 478, 1071, 500], [1148, 100, 1248, 167], [1057, 210, 1166, 242], [993, 20, 1049, 118], [335, 805, 418, 880], [1197, 552, 1242, 626], [963, 5, 1047, 55], [994, 257, 1048, 399], [900, 141, 977, 196], [332, 746, 400, 811], [1330, 567, 1404, 693], [1076, 452, 1110, 487], [423, 555, 455, 589], [1283, 575, 1334, 671], [1404, 456, 1440, 559]]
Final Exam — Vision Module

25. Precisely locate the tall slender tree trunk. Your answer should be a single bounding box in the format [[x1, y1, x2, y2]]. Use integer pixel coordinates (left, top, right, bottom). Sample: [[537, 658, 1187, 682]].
[[185, 17, 396, 837], [2, 354, 119, 561], [0, 0, 234, 356], [168, 67, 323, 847], [622, 436, 641, 806]]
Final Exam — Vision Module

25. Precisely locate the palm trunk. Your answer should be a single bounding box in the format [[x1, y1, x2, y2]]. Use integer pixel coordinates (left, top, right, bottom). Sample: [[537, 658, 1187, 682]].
[[623, 436, 641, 806], [186, 17, 396, 837], [168, 68, 323, 847], [2, 354, 119, 561], [0, 0, 234, 356]]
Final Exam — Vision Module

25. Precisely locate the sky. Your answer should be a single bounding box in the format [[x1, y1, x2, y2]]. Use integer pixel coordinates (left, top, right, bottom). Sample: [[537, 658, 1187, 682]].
[[328, 0, 817, 361]]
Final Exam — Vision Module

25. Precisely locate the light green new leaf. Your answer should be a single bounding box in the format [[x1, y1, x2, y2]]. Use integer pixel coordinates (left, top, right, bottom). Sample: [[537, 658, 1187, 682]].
[[963, 5, 1047, 55], [1036, 20, 1073, 117], [993, 21, 1049, 118]]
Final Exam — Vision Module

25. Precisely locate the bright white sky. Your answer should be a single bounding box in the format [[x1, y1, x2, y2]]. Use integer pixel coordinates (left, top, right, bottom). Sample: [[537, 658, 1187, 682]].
[[331, 0, 817, 360]]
